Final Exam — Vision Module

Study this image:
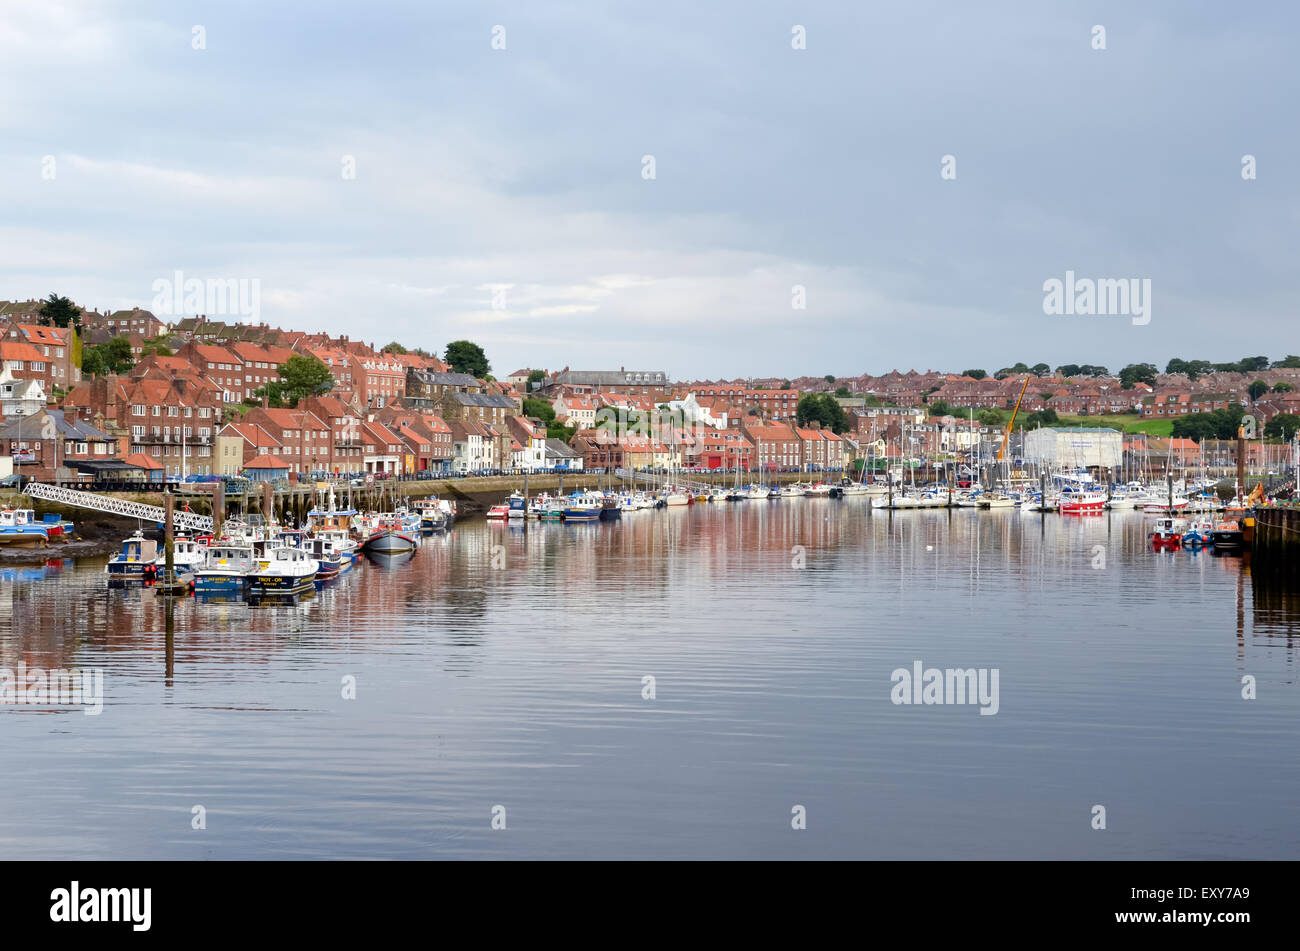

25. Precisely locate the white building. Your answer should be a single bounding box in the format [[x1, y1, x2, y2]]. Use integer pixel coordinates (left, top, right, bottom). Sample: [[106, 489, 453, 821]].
[[1022, 426, 1122, 470], [0, 367, 46, 419], [666, 392, 726, 430]]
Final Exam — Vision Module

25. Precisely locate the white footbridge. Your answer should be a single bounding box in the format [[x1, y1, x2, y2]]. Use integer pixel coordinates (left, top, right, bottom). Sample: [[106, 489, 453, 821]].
[[25, 483, 215, 532]]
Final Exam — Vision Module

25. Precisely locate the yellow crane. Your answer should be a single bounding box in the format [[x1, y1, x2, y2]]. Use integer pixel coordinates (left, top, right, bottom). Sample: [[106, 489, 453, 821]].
[[996, 375, 1032, 464]]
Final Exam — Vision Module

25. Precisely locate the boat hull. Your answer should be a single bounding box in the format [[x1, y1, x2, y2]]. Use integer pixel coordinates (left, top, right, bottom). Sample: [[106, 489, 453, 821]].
[[364, 530, 418, 553], [248, 573, 317, 596], [194, 572, 247, 595]]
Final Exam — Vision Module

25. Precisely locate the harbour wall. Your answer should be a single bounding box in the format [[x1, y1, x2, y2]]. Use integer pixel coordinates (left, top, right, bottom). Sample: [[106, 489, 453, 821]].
[[1251, 507, 1300, 575]]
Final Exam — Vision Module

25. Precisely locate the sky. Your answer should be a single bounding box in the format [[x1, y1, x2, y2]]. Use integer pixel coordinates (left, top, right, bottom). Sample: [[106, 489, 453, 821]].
[[2, 1, 1296, 380]]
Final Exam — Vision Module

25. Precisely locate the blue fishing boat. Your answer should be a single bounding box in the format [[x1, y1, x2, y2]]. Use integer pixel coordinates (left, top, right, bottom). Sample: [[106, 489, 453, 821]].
[[194, 543, 257, 596], [105, 530, 160, 583], [308, 535, 353, 580], [562, 492, 601, 522], [0, 508, 50, 548]]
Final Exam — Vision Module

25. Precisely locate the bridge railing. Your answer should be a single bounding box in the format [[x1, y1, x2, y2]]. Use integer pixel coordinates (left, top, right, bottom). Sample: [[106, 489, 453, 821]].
[[24, 483, 214, 532]]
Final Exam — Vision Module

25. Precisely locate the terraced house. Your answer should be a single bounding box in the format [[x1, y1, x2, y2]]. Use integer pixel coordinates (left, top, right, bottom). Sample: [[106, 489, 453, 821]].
[[175, 341, 245, 403], [740, 420, 800, 470], [4, 323, 77, 391], [242, 406, 333, 475], [1140, 391, 1240, 417]]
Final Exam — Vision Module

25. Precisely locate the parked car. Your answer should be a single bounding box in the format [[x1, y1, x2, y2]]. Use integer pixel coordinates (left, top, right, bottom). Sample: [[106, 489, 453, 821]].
[[0, 473, 30, 490]]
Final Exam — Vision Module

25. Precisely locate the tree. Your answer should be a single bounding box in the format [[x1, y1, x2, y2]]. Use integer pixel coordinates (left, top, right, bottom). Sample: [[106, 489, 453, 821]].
[[795, 393, 849, 433], [823, 374, 836, 384], [273, 354, 334, 406], [444, 340, 490, 378], [1264, 414, 1300, 441], [780, 380, 792, 389], [38, 293, 82, 330], [548, 420, 578, 441], [1024, 408, 1059, 428], [80, 347, 107, 378], [526, 369, 545, 391], [521, 398, 556, 424], [1166, 358, 1188, 376], [1056, 364, 1081, 378], [1272, 355, 1300, 369], [995, 363, 1030, 380], [928, 400, 953, 417], [977, 409, 1005, 427], [1248, 380, 1269, 402], [80, 335, 134, 376], [381, 341, 407, 355], [1273, 381, 1294, 393], [1030, 363, 1050, 377], [1118, 363, 1157, 389], [834, 386, 851, 397], [962, 369, 987, 380], [1171, 409, 1241, 441]]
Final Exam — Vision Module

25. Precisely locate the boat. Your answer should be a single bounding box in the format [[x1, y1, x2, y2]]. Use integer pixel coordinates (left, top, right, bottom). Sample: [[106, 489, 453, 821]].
[[106, 530, 160, 583], [412, 498, 448, 532], [978, 494, 1016, 509], [562, 492, 602, 521], [486, 504, 510, 519], [0, 508, 50, 548], [506, 491, 527, 519], [194, 543, 258, 595], [1181, 519, 1215, 547], [307, 534, 354, 579], [360, 513, 419, 553], [586, 490, 621, 519], [417, 495, 457, 527], [1058, 488, 1107, 514], [745, 484, 769, 501], [37, 513, 74, 537], [157, 533, 207, 573], [1149, 516, 1185, 549], [663, 488, 691, 506], [1210, 519, 1244, 550], [311, 527, 358, 564], [248, 545, 318, 597]]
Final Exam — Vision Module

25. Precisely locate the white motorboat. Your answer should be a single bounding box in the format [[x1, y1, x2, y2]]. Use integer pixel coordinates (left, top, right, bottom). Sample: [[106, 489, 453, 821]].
[[248, 545, 319, 596]]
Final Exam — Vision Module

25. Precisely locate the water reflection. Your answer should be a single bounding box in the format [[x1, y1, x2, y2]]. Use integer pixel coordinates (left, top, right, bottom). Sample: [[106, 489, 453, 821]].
[[1, 500, 1298, 859]]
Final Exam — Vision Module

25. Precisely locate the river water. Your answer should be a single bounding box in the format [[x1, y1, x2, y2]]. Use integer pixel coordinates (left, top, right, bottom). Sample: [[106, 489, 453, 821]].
[[2, 499, 1297, 859]]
